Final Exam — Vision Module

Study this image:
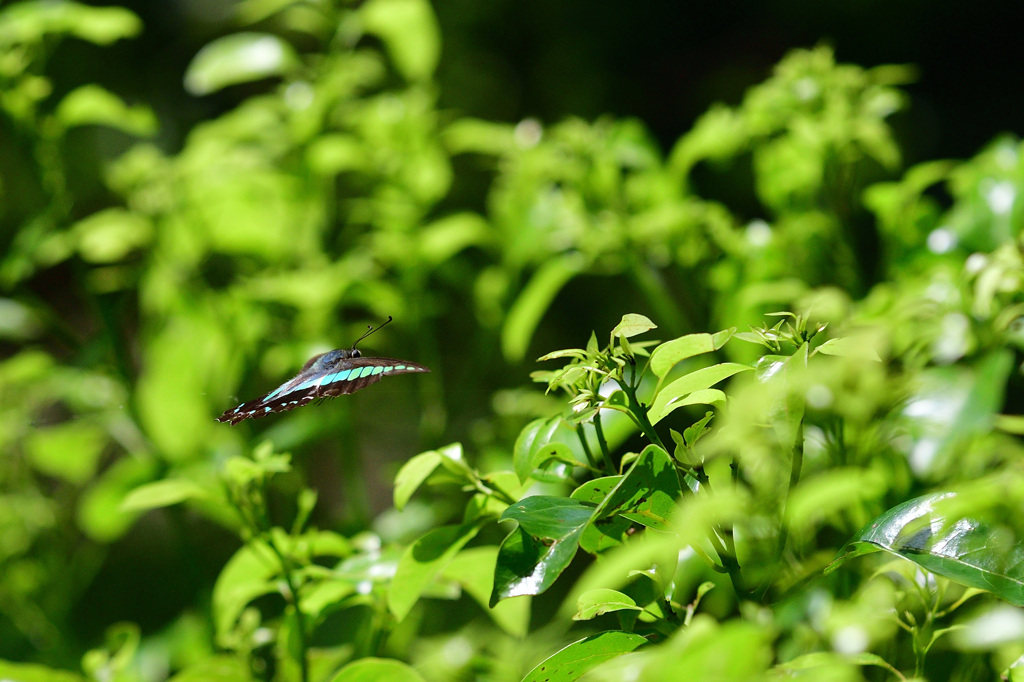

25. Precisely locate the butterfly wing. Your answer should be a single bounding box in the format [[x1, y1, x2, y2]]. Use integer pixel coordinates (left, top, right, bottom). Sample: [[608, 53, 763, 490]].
[[217, 356, 429, 425]]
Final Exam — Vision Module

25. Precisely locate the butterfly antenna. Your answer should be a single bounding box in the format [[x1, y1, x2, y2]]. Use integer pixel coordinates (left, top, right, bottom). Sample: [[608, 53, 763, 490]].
[[352, 315, 393, 349]]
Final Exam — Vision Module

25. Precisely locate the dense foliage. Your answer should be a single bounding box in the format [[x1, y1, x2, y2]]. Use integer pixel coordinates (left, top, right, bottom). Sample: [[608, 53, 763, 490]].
[[3, 1, 1024, 681]]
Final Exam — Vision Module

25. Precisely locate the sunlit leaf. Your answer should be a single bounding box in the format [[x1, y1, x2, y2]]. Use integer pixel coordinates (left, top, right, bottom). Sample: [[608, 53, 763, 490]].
[[121, 478, 209, 511], [166, 656, 252, 682], [649, 329, 734, 378], [520, 632, 647, 682], [393, 449, 442, 510], [388, 522, 481, 621], [184, 33, 300, 95], [360, 0, 440, 82], [591, 444, 684, 531], [573, 588, 642, 621], [71, 208, 154, 263], [329, 658, 426, 682], [0, 660, 85, 682], [55, 85, 157, 136], [443, 547, 530, 636], [828, 492, 1024, 606], [648, 363, 749, 425], [490, 496, 594, 605], [610, 313, 657, 339]]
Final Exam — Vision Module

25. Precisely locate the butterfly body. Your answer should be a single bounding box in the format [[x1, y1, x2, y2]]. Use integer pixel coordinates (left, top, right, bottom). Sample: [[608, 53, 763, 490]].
[[217, 347, 429, 425]]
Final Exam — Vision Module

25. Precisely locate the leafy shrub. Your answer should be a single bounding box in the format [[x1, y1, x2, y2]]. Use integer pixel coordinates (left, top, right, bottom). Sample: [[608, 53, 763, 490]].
[[3, 1, 1024, 681]]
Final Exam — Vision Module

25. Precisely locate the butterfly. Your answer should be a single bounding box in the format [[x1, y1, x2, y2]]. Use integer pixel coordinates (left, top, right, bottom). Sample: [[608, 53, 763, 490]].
[[217, 317, 429, 425]]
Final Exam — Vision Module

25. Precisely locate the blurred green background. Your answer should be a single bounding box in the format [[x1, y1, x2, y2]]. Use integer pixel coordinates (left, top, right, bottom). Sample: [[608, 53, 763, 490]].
[[3, 0, 1024, 679]]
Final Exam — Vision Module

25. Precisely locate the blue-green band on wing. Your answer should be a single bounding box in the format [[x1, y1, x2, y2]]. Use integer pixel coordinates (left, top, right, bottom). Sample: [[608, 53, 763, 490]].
[[217, 355, 429, 425]]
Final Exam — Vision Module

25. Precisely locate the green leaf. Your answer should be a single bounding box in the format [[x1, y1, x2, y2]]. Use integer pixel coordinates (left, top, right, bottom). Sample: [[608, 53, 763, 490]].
[[520, 632, 647, 682], [359, 0, 440, 82], [393, 449, 442, 510], [610, 313, 657, 339], [827, 492, 1024, 606], [513, 416, 564, 482], [502, 253, 584, 362], [388, 522, 481, 621], [591, 444, 683, 531], [166, 656, 252, 682], [77, 458, 159, 542], [120, 478, 208, 511], [24, 421, 106, 484], [815, 335, 882, 362], [443, 547, 530, 636], [212, 543, 280, 639], [55, 85, 157, 136], [572, 476, 633, 553], [490, 496, 594, 606], [329, 658, 426, 682], [442, 118, 516, 155], [573, 588, 642, 621], [530, 441, 580, 471], [184, 33, 300, 95], [1, 2, 142, 45], [71, 208, 154, 263], [417, 213, 490, 266], [648, 363, 750, 424], [683, 411, 715, 448], [774, 651, 902, 677], [0, 661, 85, 682], [649, 329, 735, 378]]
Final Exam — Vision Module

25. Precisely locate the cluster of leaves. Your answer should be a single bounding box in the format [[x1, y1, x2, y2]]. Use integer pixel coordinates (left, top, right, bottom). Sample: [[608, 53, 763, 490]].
[[5, 0, 1024, 681]]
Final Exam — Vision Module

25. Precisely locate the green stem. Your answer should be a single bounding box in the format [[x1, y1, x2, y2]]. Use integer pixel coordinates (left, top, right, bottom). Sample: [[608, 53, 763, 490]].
[[757, 417, 804, 601], [619, 374, 666, 452], [576, 426, 600, 470], [592, 411, 616, 472], [263, 534, 310, 682], [471, 476, 517, 505]]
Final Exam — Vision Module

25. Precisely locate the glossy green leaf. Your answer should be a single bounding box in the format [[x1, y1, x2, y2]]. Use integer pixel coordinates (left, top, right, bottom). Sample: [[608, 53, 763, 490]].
[[393, 448, 442, 510], [520, 631, 647, 682], [490, 496, 594, 606], [828, 492, 1024, 606], [591, 445, 684, 531], [55, 85, 157, 136], [184, 33, 300, 95], [443, 547, 530, 636], [610, 313, 657, 339], [573, 588, 642, 621], [649, 389, 726, 426], [650, 329, 734, 378], [502, 253, 585, 361], [388, 522, 481, 621], [572, 476, 632, 553], [648, 363, 749, 424], [329, 658, 426, 682], [513, 416, 565, 482], [121, 478, 209, 511], [360, 0, 440, 81], [530, 441, 580, 471]]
